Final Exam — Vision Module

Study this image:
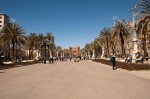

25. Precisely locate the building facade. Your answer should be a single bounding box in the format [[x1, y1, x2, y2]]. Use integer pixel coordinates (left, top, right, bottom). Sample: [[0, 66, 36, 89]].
[[0, 13, 9, 31], [0, 14, 9, 61]]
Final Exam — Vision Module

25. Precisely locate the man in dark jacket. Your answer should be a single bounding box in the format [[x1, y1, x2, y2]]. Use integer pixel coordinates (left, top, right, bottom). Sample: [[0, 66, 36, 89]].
[[110, 55, 117, 70]]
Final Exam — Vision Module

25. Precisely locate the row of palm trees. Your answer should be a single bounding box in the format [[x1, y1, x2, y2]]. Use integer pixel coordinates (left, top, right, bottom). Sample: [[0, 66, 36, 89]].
[[82, 0, 150, 59], [0, 22, 66, 62]]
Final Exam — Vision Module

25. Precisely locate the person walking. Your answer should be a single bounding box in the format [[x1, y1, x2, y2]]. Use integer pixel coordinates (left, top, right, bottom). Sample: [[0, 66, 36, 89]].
[[110, 55, 117, 70], [70, 56, 72, 62]]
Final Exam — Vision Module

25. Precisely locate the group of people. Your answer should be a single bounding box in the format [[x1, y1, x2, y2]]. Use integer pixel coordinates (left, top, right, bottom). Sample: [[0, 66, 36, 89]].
[[110, 53, 146, 70], [41, 56, 61, 64], [41, 56, 86, 63], [69, 56, 86, 62], [125, 55, 132, 63]]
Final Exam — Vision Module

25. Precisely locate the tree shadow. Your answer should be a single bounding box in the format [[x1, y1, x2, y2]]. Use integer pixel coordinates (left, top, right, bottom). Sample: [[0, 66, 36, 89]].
[[0, 60, 40, 70], [0, 71, 6, 73]]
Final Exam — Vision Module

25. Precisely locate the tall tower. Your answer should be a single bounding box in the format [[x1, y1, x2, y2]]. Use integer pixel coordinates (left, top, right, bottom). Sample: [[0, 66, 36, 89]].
[[0, 13, 9, 31]]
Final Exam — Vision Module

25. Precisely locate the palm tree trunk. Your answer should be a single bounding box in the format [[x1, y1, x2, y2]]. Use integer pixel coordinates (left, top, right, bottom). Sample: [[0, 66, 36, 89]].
[[12, 41, 15, 61], [112, 46, 115, 55], [120, 33, 125, 57], [16, 43, 18, 61], [41, 45, 42, 58], [29, 47, 31, 59], [106, 39, 109, 57], [8, 43, 11, 61], [143, 38, 147, 58]]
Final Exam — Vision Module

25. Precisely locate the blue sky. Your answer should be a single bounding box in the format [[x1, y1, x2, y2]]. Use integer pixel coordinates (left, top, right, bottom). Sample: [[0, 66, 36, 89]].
[[0, 0, 140, 48]]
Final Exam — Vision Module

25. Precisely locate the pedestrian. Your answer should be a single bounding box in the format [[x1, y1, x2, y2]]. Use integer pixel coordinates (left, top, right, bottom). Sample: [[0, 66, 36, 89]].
[[70, 56, 72, 62], [42, 57, 44, 64], [52, 57, 54, 63], [84, 56, 85, 60], [127, 55, 132, 63], [110, 55, 117, 70]]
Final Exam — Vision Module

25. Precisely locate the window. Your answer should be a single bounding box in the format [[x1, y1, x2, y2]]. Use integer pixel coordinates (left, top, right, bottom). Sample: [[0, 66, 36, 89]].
[[0, 21, 2, 23], [0, 17, 2, 19], [0, 25, 2, 27]]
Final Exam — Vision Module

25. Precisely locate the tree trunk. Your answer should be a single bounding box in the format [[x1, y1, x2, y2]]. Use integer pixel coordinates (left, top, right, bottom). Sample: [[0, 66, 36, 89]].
[[120, 33, 125, 57], [106, 38, 109, 57], [16, 43, 18, 61], [8, 43, 11, 61], [143, 38, 147, 58], [12, 41, 15, 61], [112, 46, 115, 55], [29, 47, 31, 59]]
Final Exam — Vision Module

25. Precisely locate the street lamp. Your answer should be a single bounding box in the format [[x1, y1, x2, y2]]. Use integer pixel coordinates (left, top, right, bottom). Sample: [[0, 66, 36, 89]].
[[129, 6, 139, 62]]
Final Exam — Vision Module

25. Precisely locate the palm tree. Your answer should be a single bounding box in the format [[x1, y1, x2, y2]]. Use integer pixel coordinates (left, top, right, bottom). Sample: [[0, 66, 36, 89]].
[[135, 0, 150, 58], [36, 33, 45, 58], [84, 43, 92, 58], [46, 32, 54, 42], [55, 46, 62, 57], [113, 19, 130, 57], [46, 32, 55, 57], [109, 36, 117, 55], [27, 33, 37, 59], [136, 15, 150, 57], [80, 48, 86, 57], [138, 0, 150, 14], [1, 22, 26, 61], [63, 48, 69, 57], [97, 37, 107, 58], [93, 39, 101, 58], [99, 27, 111, 57]]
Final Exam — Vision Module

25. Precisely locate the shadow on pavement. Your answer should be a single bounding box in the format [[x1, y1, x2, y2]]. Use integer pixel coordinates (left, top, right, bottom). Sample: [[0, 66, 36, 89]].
[[0, 60, 40, 70]]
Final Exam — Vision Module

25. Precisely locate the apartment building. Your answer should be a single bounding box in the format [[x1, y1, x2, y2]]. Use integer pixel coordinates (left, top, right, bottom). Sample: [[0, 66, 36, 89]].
[[0, 13, 9, 31]]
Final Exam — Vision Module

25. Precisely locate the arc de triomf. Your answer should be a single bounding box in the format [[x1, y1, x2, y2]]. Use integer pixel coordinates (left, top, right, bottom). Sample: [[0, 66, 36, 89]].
[[69, 46, 80, 58]]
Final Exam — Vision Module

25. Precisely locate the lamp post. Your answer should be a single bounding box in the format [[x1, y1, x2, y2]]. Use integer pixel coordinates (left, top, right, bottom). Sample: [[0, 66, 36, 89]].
[[129, 6, 139, 62]]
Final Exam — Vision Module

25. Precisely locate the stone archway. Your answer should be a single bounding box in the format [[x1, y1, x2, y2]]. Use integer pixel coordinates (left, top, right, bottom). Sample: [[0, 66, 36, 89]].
[[69, 46, 80, 58]]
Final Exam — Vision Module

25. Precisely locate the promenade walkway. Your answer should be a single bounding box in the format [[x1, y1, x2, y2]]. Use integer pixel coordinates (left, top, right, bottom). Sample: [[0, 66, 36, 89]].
[[0, 60, 150, 99]]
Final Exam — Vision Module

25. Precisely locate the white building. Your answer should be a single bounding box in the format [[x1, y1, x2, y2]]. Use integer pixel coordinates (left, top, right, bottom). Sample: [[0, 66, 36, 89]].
[[0, 13, 9, 31]]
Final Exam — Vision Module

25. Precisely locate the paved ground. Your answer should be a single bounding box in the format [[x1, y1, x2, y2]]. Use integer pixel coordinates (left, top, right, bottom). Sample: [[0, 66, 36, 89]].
[[0, 60, 150, 99]]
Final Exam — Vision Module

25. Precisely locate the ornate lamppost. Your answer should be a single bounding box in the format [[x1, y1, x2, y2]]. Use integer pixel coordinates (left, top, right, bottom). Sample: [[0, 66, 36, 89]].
[[129, 6, 139, 62]]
